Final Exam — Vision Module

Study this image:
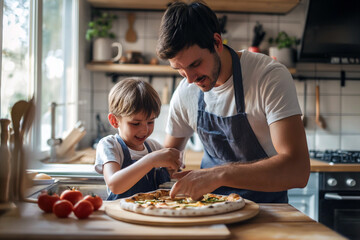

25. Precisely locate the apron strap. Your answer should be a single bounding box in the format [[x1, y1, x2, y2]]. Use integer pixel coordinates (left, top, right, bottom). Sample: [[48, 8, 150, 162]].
[[144, 141, 152, 153], [115, 134, 131, 165], [225, 45, 245, 113]]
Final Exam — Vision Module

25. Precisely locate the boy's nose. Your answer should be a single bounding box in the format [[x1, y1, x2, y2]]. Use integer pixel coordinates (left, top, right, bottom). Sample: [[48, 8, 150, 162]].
[[140, 124, 149, 133]]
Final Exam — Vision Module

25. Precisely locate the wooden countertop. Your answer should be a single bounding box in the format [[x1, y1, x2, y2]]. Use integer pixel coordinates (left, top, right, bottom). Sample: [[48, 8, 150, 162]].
[[0, 201, 345, 239], [184, 150, 360, 172]]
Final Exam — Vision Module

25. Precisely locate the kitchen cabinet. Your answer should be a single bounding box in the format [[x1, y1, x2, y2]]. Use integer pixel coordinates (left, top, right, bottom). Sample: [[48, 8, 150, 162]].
[[87, 0, 300, 14]]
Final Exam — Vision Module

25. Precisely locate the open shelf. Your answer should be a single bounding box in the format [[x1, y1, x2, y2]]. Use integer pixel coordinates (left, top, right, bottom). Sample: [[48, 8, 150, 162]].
[[86, 63, 179, 76], [86, 63, 296, 76]]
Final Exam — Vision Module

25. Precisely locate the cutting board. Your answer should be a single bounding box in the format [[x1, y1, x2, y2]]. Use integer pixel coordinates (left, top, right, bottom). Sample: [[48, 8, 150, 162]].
[[0, 202, 231, 239], [105, 199, 259, 226]]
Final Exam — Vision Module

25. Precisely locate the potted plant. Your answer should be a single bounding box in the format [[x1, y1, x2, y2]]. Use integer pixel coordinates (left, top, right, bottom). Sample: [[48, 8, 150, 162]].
[[268, 31, 300, 67], [86, 11, 122, 62]]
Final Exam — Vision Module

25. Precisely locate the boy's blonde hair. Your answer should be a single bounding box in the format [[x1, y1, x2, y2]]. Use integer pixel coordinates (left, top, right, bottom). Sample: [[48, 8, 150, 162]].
[[108, 78, 161, 119]]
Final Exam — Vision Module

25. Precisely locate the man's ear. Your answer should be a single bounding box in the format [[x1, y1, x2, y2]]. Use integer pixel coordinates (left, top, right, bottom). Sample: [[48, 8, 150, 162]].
[[108, 113, 119, 128], [214, 33, 223, 52]]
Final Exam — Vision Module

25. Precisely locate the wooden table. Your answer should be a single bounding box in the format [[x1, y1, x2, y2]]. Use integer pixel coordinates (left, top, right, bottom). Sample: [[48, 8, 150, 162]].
[[0, 201, 345, 239], [228, 204, 346, 240]]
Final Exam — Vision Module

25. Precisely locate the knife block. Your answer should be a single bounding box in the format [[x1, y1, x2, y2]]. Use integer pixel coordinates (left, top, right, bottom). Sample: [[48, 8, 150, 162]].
[[56, 121, 86, 159]]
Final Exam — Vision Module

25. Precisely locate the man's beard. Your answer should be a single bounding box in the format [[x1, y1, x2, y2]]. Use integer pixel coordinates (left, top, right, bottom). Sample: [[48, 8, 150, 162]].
[[209, 52, 221, 89], [197, 52, 221, 92]]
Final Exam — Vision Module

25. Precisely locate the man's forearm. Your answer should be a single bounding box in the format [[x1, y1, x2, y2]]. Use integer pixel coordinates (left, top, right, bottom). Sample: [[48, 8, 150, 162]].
[[218, 153, 310, 192]]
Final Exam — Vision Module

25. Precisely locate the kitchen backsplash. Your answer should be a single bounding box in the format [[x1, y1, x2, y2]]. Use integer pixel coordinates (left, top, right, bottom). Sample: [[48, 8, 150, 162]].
[[79, 0, 360, 151]]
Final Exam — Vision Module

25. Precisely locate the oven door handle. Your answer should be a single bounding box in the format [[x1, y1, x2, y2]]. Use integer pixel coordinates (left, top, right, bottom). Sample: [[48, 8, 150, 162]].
[[325, 193, 360, 200]]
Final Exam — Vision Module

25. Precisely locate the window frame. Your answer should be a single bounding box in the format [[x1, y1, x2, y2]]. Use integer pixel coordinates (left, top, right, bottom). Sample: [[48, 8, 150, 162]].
[[1, 0, 80, 164]]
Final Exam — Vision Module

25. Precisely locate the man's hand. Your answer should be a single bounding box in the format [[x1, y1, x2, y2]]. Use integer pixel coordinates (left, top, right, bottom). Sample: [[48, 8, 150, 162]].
[[170, 169, 221, 200]]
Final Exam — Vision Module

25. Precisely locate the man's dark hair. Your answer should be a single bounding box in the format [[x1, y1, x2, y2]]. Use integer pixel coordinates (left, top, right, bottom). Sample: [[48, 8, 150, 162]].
[[156, 1, 220, 60]]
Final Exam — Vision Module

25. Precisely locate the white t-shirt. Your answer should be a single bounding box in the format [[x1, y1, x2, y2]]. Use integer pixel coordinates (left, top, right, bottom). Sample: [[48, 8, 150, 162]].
[[166, 50, 301, 157], [94, 134, 163, 174]]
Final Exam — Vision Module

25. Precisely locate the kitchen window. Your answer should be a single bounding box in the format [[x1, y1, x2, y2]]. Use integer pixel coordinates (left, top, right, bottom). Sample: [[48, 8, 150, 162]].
[[0, 0, 78, 160]]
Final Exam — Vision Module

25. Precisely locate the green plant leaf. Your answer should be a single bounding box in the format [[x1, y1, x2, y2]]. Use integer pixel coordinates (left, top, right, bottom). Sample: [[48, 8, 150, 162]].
[[269, 31, 299, 49], [85, 11, 117, 41]]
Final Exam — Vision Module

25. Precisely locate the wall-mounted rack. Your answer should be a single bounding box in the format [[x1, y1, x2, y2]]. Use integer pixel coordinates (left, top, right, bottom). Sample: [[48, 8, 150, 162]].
[[293, 71, 360, 87]]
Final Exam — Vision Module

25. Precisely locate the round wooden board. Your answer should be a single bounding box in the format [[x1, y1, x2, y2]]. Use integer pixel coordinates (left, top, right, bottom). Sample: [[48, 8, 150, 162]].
[[104, 199, 259, 226]]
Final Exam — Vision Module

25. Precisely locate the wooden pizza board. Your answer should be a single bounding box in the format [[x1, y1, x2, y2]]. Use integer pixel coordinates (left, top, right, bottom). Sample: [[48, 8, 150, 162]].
[[105, 199, 259, 226]]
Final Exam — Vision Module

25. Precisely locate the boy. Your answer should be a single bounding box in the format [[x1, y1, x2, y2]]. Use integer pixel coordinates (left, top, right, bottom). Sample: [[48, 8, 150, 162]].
[[95, 78, 181, 200]]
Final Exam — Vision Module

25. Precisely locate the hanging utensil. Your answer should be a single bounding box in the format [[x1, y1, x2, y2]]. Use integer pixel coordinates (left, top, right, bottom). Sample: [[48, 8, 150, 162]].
[[315, 83, 326, 129], [125, 13, 137, 43]]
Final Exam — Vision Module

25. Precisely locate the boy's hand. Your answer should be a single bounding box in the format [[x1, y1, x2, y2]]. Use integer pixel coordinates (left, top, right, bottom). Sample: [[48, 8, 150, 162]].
[[148, 148, 182, 172]]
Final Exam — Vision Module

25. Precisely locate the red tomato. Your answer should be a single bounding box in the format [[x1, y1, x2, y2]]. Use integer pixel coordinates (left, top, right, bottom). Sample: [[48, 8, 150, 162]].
[[37, 190, 60, 213], [53, 199, 73, 218], [60, 188, 83, 205], [83, 194, 103, 211], [73, 199, 94, 219]]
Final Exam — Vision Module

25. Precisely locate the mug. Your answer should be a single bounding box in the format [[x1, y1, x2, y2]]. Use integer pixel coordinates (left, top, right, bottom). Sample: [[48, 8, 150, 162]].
[[93, 38, 122, 62]]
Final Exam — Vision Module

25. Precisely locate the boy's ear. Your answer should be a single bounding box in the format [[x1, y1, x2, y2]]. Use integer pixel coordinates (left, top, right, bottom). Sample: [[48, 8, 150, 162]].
[[108, 113, 119, 128]]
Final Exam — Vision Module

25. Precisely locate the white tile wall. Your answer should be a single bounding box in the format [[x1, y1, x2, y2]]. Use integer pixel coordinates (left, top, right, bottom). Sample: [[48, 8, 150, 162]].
[[79, 0, 360, 151]]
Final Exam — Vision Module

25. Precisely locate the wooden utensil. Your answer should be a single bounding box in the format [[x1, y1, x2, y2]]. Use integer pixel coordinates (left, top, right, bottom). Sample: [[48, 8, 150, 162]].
[[10, 100, 30, 201], [0, 119, 11, 146], [315, 84, 326, 129], [125, 13, 137, 42], [20, 97, 35, 142]]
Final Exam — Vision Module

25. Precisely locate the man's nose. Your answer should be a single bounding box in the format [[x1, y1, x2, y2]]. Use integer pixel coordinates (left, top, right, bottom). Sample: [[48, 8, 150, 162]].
[[182, 69, 197, 83]]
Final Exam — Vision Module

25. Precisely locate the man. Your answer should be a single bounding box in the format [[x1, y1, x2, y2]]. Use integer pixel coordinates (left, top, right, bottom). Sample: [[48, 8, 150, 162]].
[[156, 1, 310, 203]]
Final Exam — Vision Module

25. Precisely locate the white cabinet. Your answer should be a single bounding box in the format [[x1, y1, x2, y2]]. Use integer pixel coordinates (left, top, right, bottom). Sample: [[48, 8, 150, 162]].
[[288, 172, 319, 221]]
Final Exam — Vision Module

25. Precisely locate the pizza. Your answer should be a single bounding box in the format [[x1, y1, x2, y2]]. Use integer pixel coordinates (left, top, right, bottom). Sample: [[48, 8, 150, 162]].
[[119, 189, 245, 217]]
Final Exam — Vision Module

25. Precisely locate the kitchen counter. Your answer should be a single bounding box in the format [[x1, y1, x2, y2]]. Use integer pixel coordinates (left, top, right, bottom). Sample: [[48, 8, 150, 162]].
[[185, 150, 360, 172], [0, 201, 345, 239], [309, 158, 360, 172]]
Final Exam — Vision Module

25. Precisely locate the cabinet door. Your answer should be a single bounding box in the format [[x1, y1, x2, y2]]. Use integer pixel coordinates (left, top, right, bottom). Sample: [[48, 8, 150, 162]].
[[288, 173, 319, 221], [288, 192, 317, 220]]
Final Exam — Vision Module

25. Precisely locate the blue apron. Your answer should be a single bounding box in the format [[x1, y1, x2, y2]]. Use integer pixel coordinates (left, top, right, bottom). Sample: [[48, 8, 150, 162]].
[[197, 45, 288, 203], [107, 135, 170, 200]]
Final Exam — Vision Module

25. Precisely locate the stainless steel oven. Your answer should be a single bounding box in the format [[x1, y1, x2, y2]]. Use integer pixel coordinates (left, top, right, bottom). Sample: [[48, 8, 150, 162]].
[[319, 172, 360, 240]]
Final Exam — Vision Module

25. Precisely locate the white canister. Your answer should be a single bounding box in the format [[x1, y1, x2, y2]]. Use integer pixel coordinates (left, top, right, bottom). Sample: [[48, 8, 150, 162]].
[[93, 38, 122, 62], [269, 47, 295, 68]]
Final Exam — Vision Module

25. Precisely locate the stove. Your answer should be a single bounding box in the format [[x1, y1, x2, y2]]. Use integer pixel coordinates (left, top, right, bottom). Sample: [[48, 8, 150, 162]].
[[309, 150, 360, 164]]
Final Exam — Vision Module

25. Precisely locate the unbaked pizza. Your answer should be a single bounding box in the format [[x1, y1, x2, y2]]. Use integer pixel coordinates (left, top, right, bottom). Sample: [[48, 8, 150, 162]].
[[119, 189, 245, 217]]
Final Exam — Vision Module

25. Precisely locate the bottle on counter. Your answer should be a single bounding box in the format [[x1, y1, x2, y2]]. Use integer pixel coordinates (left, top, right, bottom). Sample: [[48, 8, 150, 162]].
[[0, 118, 11, 203]]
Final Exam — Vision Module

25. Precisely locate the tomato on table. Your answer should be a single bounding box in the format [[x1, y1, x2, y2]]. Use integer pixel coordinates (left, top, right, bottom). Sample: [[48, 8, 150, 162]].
[[53, 199, 73, 218], [37, 190, 60, 213], [83, 194, 103, 211], [60, 188, 83, 205], [73, 199, 94, 219]]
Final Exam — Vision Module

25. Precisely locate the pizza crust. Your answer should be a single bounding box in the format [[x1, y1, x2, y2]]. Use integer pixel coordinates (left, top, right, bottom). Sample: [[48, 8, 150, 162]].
[[119, 189, 245, 217]]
